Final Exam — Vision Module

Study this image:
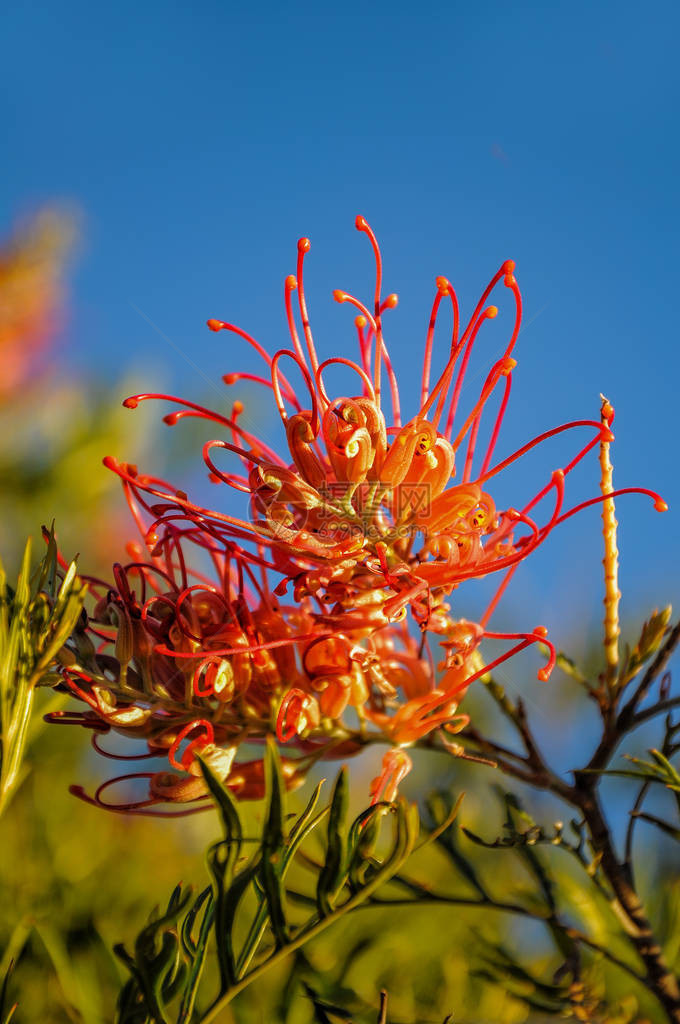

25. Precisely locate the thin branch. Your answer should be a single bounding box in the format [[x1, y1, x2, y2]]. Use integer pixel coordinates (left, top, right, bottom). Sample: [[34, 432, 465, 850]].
[[370, 892, 548, 919], [363, 893, 646, 985], [459, 725, 574, 801], [568, 930, 645, 986], [573, 786, 680, 1022], [630, 696, 680, 730], [463, 654, 680, 1020], [624, 779, 651, 884]]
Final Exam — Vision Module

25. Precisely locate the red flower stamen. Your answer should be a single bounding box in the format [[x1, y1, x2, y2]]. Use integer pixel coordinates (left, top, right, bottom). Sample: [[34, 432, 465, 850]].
[[168, 719, 215, 771]]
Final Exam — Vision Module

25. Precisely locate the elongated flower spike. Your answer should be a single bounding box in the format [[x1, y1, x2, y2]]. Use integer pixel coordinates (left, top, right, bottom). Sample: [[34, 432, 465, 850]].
[[599, 396, 620, 677], [54, 217, 667, 810]]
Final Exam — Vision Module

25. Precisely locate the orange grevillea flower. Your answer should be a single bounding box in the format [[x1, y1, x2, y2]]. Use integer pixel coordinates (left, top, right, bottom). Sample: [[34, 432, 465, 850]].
[[52, 530, 322, 813], [55, 218, 666, 812], [54, 519, 551, 812], [110, 218, 664, 631]]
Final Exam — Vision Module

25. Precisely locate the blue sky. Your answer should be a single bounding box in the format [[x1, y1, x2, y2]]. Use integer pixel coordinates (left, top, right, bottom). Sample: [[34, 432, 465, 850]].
[[2, 0, 679, 647]]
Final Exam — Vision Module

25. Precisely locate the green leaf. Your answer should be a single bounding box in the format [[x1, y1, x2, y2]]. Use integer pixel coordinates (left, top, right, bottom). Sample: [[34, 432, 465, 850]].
[[317, 768, 349, 916], [347, 803, 383, 890], [115, 976, 150, 1024], [619, 606, 673, 683], [425, 792, 486, 897], [263, 736, 285, 849], [0, 534, 87, 814], [260, 738, 289, 947], [207, 841, 252, 990], [34, 524, 59, 598], [115, 884, 193, 1024], [112, 769, 422, 1024], [235, 781, 327, 979], [178, 888, 215, 1024], [197, 756, 243, 847], [288, 779, 325, 850], [586, 750, 680, 793]]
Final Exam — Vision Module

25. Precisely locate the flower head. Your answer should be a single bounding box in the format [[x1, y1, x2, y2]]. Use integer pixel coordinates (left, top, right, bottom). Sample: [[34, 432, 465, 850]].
[[55, 218, 666, 812]]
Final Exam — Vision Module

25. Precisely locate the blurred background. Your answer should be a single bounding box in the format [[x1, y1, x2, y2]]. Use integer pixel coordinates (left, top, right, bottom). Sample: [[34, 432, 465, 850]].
[[1, 1, 679, 1021]]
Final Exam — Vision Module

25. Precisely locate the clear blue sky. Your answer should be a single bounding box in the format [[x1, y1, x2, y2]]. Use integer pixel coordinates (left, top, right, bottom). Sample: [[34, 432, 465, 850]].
[[2, 0, 679, 646]]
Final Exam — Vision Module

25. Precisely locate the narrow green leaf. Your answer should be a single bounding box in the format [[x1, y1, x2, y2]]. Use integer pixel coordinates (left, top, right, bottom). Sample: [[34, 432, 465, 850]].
[[51, 558, 78, 622], [115, 976, 149, 1024], [197, 756, 243, 848], [288, 780, 325, 850], [261, 738, 289, 946], [207, 839, 249, 990], [236, 781, 328, 979], [130, 885, 192, 1024], [264, 736, 285, 849], [178, 889, 215, 1024], [198, 797, 419, 1023], [34, 524, 59, 598], [14, 540, 32, 612], [347, 803, 384, 890], [317, 767, 349, 917]]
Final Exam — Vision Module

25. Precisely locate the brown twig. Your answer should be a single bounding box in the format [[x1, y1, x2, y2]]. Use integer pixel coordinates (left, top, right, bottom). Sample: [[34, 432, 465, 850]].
[[572, 781, 680, 1021]]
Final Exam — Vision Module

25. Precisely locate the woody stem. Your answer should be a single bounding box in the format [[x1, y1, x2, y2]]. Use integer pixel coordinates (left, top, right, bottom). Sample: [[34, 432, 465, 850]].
[[572, 775, 680, 1022], [456, 651, 680, 1021]]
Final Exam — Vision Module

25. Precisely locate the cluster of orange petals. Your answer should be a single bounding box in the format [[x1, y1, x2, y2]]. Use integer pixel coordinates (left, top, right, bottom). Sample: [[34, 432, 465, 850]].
[[54, 218, 666, 814]]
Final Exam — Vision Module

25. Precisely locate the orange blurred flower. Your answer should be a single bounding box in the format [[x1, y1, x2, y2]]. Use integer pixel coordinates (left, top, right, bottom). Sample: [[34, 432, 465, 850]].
[[0, 209, 76, 397]]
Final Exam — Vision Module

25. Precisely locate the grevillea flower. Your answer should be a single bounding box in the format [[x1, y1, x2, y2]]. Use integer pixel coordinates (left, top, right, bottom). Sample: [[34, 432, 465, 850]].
[[54, 218, 666, 813]]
